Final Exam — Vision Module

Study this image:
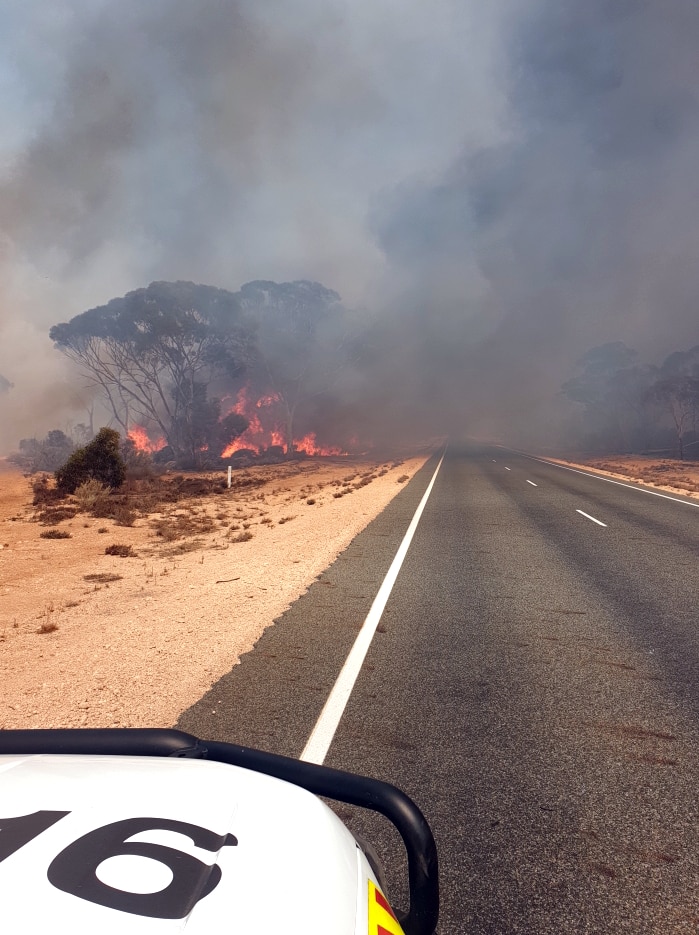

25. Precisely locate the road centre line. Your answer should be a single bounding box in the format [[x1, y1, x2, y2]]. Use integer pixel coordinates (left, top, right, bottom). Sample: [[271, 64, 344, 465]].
[[526, 480, 538, 487], [300, 449, 447, 766], [505, 466, 511, 471], [529, 456, 699, 509], [576, 509, 607, 527]]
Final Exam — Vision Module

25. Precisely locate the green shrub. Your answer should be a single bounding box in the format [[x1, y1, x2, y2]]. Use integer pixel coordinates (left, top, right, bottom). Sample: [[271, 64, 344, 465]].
[[55, 428, 126, 495]]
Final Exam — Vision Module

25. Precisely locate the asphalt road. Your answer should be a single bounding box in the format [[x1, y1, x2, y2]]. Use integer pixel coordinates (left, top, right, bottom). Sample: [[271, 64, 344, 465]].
[[179, 444, 699, 934]]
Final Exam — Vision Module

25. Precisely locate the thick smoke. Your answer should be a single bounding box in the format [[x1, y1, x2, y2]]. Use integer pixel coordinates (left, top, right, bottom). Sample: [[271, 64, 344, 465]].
[[372, 0, 699, 444], [1, 0, 698, 450]]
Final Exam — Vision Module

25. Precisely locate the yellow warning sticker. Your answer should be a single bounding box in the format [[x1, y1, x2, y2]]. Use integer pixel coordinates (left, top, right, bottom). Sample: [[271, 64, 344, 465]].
[[368, 879, 406, 935]]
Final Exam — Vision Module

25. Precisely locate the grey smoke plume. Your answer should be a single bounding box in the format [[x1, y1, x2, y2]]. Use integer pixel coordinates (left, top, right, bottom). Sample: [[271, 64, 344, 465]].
[[1, 0, 697, 449], [372, 0, 699, 442]]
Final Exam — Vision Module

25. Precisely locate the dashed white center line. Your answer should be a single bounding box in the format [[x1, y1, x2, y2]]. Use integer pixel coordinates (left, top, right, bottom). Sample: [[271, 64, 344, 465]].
[[526, 480, 538, 487], [504, 466, 511, 471], [576, 509, 607, 527]]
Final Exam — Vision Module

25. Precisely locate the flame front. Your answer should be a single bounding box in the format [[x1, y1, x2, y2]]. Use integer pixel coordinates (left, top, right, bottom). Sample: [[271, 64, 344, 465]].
[[128, 425, 166, 453], [221, 386, 346, 457]]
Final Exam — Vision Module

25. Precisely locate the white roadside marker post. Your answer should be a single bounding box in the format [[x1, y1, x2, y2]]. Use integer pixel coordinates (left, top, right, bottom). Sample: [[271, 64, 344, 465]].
[[227, 465, 232, 489]]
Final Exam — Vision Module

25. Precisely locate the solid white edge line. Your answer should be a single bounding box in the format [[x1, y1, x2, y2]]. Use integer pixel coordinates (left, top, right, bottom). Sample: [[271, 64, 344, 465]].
[[576, 509, 607, 527], [529, 456, 699, 509], [526, 480, 538, 487], [300, 449, 447, 765]]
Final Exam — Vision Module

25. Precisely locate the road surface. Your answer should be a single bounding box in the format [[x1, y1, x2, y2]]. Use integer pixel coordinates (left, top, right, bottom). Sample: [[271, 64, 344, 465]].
[[179, 444, 699, 933]]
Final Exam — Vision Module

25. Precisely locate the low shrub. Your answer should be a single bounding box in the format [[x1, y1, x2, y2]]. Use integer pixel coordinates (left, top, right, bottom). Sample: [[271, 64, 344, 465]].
[[10, 430, 75, 474], [31, 476, 64, 506], [38, 507, 77, 525], [74, 478, 108, 512], [113, 505, 137, 527], [37, 621, 59, 634], [55, 428, 126, 494], [40, 529, 72, 539], [105, 543, 134, 557]]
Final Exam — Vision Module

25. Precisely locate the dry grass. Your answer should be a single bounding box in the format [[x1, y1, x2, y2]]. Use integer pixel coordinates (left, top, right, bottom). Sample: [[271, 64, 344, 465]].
[[31, 475, 63, 506], [104, 544, 134, 557], [83, 573, 123, 583], [228, 530, 253, 543], [151, 511, 216, 541], [73, 478, 108, 512], [159, 539, 206, 555], [113, 505, 137, 526], [40, 529, 72, 540], [583, 457, 699, 494], [38, 506, 78, 525], [37, 620, 59, 634]]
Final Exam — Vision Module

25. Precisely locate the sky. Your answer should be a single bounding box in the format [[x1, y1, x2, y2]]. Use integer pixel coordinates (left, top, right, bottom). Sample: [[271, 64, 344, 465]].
[[1, 0, 698, 448]]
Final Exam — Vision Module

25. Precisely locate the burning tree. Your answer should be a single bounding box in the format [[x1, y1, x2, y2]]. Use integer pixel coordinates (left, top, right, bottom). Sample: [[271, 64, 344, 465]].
[[49, 281, 253, 466], [238, 280, 356, 454]]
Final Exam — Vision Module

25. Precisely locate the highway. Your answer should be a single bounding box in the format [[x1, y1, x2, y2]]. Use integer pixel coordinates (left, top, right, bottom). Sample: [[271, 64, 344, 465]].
[[179, 444, 699, 933]]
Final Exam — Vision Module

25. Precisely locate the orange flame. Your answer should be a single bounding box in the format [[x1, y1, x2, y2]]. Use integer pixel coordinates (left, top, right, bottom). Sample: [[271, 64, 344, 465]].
[[221, 386, 347, 458], [128, 425, 166, 454]]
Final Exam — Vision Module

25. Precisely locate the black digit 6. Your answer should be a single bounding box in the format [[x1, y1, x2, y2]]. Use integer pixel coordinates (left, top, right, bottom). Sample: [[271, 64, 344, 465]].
[[0, 812, 70, 863], [47, 818, 238, 919]]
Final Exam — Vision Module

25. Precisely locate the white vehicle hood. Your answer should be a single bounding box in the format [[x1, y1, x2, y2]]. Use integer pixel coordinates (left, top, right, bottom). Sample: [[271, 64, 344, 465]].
[[0, 754, 397, 934]]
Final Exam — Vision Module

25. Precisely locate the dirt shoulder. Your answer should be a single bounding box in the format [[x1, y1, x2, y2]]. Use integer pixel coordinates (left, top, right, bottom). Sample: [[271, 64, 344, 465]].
[[543, 453, 699, 500], [0, 453, 430, 729]]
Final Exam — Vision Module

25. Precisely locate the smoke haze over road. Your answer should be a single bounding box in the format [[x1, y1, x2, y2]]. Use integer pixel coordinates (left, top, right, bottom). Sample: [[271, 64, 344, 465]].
[[1, 0, 698, 448]]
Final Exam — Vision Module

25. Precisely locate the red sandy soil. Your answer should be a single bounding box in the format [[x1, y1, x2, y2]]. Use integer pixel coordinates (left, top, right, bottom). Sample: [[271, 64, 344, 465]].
[[0, 453, 429, 729], [548, 454, 699, 499]]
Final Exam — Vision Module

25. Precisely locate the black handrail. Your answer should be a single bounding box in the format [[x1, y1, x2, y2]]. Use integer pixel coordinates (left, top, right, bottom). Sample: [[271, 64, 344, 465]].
[[0, 729, 439, 935]]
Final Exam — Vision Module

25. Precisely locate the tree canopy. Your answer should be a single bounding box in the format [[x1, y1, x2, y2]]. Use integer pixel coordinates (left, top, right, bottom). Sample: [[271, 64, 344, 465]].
[[562, 341, 699, 457], [50, 278, 358, 463], [50, 281, 253, 465]]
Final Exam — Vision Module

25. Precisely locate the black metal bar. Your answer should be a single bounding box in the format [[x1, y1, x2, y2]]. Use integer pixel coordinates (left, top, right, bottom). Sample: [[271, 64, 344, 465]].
[[202, 740, 439, 935], [0, 728, 202, 758], [0, 729, 439, 935]]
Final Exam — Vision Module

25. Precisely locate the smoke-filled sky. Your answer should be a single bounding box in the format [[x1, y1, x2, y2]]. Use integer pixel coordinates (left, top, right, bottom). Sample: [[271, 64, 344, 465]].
[[1, 0, 698, 448]]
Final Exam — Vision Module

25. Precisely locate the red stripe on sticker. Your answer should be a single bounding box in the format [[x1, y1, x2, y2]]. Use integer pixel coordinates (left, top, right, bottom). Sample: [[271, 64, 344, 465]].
[[375, 888, 398, 921]]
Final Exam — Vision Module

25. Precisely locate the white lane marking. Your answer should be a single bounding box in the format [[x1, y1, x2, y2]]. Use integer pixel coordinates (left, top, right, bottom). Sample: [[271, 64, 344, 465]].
[[530, 457, 699, 509], [504, 466, 511, 471], [300, 450, 447, 765], [492, 459, 496, 462], [526, 480, 538, 487], [576, 509, 607, 527]]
